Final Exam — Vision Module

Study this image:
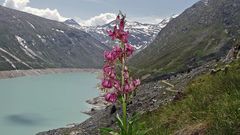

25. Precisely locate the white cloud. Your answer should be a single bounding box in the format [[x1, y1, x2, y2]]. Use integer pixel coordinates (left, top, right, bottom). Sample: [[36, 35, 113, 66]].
[[76, 13, 168, 26], [129, 16, 164, 24], [77, 13, 116, 26], [3, 0, 67, 21]]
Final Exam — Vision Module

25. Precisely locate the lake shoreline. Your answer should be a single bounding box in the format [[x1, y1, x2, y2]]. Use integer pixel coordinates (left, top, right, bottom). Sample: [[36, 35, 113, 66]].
[[0, 68, 101, 80]]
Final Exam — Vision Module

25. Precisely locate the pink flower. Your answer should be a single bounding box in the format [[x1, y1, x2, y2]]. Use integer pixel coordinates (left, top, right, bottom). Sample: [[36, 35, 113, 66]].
[[104, 51, 116, 61], [129, 81, 135, 91], [109, 72, 116, 79], [103, 65, 113, 75], [113, 46, 123, 57], [105, 93, 117, 103], [124, 70, 129, 80], [102, 79, 112, 88], [113, 80, 121, 91], [119, 18, 125, 31], [125, 43, 134, 57], [116, 15, 120, 22], [133, 79, 141, 87], [107, 15, 128, 43], [107, 26, 117, 40], [123, 84, 130, 93], [121, 31, 129, 43], [123, 82, 132, 93], [104, 47, 123, 62]]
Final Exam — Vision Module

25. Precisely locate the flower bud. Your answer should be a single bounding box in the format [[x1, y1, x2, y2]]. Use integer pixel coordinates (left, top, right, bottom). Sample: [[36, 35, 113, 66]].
[[133, 79, 141, 87], [102, 79, 112, 89], [105, 93, 117, 103]]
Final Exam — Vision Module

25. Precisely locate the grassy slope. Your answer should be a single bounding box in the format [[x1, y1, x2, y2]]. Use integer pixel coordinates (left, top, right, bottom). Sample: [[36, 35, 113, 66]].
[[140, 60, 240, 135], [130, 0, 240, 78]]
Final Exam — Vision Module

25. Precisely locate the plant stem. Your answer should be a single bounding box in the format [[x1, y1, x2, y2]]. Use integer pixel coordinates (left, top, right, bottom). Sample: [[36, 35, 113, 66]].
[[121, 41, 127, 134], [122, 95, 127, 134]]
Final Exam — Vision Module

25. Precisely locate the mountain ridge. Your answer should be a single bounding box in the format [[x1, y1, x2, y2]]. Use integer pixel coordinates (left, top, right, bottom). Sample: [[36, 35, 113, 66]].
[[129, 0, 240, 76], [0, 5, 109, 71], [64, 16, 177, 51]]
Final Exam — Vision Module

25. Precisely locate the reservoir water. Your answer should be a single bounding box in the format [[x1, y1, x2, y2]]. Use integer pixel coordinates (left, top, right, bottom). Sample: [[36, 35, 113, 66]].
[[0, 72, 99, 135]]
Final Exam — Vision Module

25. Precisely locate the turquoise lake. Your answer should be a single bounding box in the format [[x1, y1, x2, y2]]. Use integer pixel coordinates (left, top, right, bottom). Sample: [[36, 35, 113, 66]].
[[0, 72, 99, 135]]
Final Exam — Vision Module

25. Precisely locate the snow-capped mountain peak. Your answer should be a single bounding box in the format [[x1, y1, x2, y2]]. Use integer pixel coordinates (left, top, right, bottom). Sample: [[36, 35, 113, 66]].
[[64, 15, 177, 51], [64, 19, 80, 27]]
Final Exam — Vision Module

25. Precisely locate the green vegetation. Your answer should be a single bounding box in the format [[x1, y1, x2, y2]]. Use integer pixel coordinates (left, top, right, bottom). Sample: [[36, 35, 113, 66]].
[[129, 0, 240, 76], [140, 60, 240, 135]]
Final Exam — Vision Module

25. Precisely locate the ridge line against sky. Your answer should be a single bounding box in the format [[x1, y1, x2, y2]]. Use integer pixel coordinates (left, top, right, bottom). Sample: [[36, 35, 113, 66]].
[[1, 0, 199, 26]]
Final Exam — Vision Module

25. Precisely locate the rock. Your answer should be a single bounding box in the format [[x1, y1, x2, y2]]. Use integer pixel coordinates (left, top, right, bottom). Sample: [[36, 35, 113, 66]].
[[237, 51, 240, 59], [210, 68, 221, 75], [110, 105, 117, 114], [174, 123, 208, 135]]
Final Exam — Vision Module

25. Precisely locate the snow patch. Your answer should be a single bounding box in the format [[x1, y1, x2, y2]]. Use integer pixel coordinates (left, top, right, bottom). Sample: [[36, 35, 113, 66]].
[[1, 55, 17, 69], [26, 21, 35, 29], [134, 45, 142, 50], [32, 40, 36, 46], [37, 34, 42, 39], [130, 25, 149, 30], [202, 0, 209, 6], [37, 34, 46, 43], [0, 47, 32, 69], [52, 28, 64, 33], [15, 35, 38, 59]]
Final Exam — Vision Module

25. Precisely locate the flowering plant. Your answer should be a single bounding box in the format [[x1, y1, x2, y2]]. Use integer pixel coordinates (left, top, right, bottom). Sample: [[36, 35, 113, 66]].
[[100, 12, 149, 135]]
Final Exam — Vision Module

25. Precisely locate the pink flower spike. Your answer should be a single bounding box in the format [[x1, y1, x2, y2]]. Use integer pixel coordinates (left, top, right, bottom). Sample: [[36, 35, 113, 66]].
[[102, 79, 113, 89], [105, 93, 117, 103]]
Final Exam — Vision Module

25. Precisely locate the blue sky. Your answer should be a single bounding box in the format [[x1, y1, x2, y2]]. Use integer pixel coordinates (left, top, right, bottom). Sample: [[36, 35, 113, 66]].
[[0, 0, 199, 25]]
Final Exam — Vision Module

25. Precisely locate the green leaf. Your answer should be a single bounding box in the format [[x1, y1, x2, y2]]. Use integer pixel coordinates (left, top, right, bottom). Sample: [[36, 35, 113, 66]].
[[129, 113, 140, 122], [109, 131, 120, 135], [136, 128, 152, 135], [128, 121, 134, 135], [100, 127, 114, 135], [116, 113, 125, 133]]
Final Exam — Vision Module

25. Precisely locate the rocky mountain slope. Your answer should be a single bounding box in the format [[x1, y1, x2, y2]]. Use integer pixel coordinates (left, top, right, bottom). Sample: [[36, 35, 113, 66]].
[[0, 5, 109, 71], [130, 0, 240, 76], [65, 16, 175, 51]]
